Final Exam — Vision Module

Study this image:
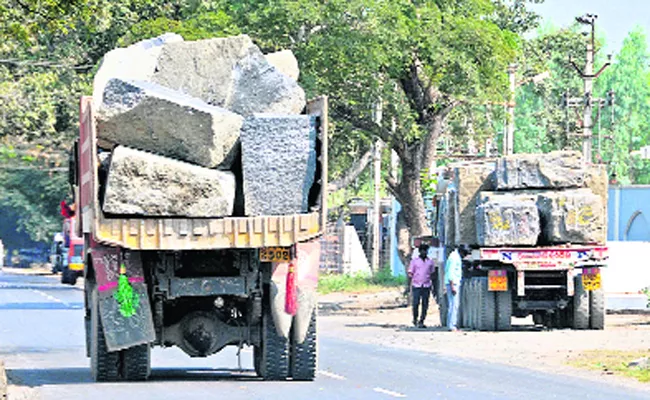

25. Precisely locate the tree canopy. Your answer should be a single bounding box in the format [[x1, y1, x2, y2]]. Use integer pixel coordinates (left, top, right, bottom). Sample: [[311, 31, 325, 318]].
[[2, 0, 650, 257]]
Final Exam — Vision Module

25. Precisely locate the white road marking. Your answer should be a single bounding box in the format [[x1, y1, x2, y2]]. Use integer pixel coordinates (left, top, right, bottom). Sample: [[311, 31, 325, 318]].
[[317, 370, 347, 380], [373, 387, 407, 398], [32, 289, 69, 307]]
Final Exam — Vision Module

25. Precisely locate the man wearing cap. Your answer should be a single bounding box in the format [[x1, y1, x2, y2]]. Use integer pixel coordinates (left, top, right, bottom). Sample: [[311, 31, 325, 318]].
[[408, 243, 435, 328]]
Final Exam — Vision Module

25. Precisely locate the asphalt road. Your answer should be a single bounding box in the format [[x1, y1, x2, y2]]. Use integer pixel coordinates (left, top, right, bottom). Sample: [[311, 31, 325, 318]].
[[1, 271, 648, 400]]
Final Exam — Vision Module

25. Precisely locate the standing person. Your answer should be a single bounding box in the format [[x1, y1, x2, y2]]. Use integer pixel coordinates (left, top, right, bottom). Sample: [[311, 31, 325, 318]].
[[408, 243, 435, 328], [444, 248, 463, 331]]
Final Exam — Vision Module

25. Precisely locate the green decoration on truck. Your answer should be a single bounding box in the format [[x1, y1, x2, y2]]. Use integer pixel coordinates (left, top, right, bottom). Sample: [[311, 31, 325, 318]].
[[114, 263, 139, 318]]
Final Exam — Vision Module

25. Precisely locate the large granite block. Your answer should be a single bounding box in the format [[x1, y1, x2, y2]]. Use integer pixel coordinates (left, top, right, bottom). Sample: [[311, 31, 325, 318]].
[[452, 161, 496, 246], [92, 33, 183, 108], [103, 146, 235, 217], [96, 79, 243, 169], [476, 197, 540, 247], [537, 189, 606, 244], [494, 151, 586, 190], [241, 115, 316, 216], [265, 50, 300, 81], [97, 34, 306, 115], [228, 50, 306, 115]]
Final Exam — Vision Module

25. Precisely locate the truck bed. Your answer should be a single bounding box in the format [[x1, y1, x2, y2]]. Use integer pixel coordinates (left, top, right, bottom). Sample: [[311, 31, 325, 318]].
[[78, 96, 328, 250]]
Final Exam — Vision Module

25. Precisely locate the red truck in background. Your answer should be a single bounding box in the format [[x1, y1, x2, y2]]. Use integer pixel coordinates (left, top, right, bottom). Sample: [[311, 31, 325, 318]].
[[51, 201, 84, 285]]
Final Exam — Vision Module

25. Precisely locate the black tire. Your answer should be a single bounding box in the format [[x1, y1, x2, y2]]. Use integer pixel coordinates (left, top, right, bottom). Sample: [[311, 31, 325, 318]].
[[438, 288, 448, 328], [253, 345, 262, 376], [61, 267, 78, 285], [258, 300, 289, 380], [121, 344, 151, 381], [589, 288, 605, 330], [573, 275, 590, 330], [61, 267, 71, 284], [477, 277, 496, 331], [90, 286, 120, 382], [467, 278, 476, 330], [458, 279, 469, 328], [290, 310, 317, 381], [495, 289, 512, 331]]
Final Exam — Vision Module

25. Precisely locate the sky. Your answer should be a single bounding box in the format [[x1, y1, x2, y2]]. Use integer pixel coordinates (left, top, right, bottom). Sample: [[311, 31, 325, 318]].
[[532, 0, 650, 53]]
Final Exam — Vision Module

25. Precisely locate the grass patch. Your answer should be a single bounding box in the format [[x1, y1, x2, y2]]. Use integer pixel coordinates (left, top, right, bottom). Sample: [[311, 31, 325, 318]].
[[569, 350, 650, 383], [318, 269, 407, 294]]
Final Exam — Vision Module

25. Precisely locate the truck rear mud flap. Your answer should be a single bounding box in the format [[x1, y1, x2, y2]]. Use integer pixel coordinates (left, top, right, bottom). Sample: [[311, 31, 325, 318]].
[[98, 282, 155, 352]]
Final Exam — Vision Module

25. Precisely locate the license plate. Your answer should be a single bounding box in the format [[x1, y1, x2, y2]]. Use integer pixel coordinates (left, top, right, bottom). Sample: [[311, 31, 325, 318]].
[[488, 270, 508, 291], [260, 247, 291, 262], [582, 268, 601, 291]]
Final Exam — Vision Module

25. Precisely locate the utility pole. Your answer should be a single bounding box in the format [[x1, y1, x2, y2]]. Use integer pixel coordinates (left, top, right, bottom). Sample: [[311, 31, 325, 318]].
[[371, 100, 383, 273], [565, 14, 613, 165], [504, 64, 517, 156]]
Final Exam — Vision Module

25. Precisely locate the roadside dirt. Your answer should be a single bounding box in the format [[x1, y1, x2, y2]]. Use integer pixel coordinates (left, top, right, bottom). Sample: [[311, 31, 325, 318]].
[[319, 290, 650, 391]]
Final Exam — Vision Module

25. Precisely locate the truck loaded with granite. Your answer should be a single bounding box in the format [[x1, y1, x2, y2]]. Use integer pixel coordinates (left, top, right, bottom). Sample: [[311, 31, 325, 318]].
[[430, 151, 607, 331], [69, 34, 326, 381]]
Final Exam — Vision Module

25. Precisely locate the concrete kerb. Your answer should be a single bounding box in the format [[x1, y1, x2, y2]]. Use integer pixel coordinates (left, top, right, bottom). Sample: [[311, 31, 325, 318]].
[[0, 361, 7, 400], [1, 267, 52, 276]]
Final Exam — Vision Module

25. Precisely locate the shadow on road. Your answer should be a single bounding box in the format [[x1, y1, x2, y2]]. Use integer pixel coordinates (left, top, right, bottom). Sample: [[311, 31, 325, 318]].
[[6, 367, 262, 386], [344, 322, 548, 333]]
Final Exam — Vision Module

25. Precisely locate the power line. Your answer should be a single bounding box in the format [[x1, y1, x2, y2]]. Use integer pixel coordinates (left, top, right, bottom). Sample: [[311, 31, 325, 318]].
[[0, 58, 94, 70]]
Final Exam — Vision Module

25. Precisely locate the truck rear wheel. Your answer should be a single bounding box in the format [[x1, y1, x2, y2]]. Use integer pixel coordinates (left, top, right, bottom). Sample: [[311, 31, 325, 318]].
[[257, 300, 289, 380], [467, 278, 476, 330], [90, 286, 120, 382], [495, 289, 512, 331], [572, 276, 590, 330], [458, 279, 469, 328], [290, 310, 317, 381], [121, 344, 151, 381], [438, 288, 448, 328], [589, 288, 605, 330], [61, 267, 77, 285], [477, 277, 496, 331]]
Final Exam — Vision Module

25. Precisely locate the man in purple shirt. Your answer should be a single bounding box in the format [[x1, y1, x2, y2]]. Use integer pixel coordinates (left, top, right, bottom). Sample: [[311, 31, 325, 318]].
[[408, 244, 435, 328]]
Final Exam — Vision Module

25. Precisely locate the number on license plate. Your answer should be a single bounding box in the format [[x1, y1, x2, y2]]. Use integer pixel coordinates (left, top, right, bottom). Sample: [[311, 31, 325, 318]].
[[582, 271, 601, 291], [488, 270, 508, 291], [260, 247, 291, 262]]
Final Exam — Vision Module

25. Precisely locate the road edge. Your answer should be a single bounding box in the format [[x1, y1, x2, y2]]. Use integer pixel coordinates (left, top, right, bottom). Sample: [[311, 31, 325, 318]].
[[0, 360, 7, 400]]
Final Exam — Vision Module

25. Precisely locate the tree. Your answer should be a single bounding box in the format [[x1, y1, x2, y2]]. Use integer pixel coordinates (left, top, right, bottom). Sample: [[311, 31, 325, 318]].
[[597, 27, 650, 184], [221, 0, 520, 265]]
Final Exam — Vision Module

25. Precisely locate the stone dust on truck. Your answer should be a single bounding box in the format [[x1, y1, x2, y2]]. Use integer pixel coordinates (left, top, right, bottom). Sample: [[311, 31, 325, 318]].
[[69, 34, 327, 381], [430, 151, 608, 331]]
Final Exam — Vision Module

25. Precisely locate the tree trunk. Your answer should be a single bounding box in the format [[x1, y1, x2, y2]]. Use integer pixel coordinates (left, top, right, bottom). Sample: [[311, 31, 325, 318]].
[[390, 161, 431, 276]]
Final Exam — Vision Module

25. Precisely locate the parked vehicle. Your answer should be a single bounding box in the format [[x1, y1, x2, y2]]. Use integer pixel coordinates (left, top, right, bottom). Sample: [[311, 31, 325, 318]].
[[59, 218, 84, 285], [71, 95, 327, 381], [430, 156, 608, 331]]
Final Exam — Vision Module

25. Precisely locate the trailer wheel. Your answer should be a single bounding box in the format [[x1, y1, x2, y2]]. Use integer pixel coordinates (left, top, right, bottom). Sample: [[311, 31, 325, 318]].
[[90, 285, 120, 382], [61, 267, 77, 285], [467, 278, 476, 330], [290, 310, 317, 381], [495, 289, 512, 331], [477, 277, 496, 331], [589, 288, 605, 330], [258, 298, 289, 380], [572, 276, 590, 330], [458, 279, 469, 328], [438, 288, 448, 328], [121, 344, 151, 381]]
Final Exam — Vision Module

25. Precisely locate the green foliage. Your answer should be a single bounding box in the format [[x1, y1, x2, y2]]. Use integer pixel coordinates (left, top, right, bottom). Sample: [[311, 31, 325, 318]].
[[597, 27, 650, 183], [569, 350, 650, 383], [318, 270, 407, 294]]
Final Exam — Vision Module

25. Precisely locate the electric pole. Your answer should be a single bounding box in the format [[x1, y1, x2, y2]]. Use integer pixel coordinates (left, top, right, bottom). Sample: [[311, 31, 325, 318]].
[[504, 64, 517, 156], [565, 14, 613, 164], [371, 100, 383, 273]]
